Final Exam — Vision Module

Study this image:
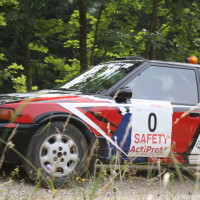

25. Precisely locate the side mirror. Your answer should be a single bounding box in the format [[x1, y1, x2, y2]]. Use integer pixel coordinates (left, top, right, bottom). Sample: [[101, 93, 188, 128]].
[[112, 87, 132, 102]]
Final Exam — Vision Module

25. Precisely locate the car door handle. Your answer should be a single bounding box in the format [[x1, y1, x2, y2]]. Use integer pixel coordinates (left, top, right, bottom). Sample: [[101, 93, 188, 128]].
[[188, 112, 200, 118]]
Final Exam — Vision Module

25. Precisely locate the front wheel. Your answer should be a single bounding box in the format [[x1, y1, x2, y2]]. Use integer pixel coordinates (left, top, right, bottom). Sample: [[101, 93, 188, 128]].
[[25, 121, 88, 187]]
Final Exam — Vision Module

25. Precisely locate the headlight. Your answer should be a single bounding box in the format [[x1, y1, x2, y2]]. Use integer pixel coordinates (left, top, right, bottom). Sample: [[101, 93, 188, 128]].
[[0, 108, 15, 122]]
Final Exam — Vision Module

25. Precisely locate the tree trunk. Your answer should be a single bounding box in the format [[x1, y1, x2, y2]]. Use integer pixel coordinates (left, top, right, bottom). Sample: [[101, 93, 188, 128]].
[[78, 0, 88, 72], [147, 0, 158, 60], [22, 31, 32, 92], [90, 5, 104, 66]]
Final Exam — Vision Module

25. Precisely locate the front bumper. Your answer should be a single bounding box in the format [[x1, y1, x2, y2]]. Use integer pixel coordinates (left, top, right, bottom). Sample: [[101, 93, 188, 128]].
[[0, 123, 39, 164]]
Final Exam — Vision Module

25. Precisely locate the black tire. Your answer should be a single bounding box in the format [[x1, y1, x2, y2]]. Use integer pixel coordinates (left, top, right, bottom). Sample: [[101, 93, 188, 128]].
[[24, 121, 88, 187]]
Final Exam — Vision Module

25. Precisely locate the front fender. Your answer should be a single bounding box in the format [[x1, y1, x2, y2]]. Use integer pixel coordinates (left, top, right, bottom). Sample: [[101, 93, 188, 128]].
[[33, 111, 95, 144]]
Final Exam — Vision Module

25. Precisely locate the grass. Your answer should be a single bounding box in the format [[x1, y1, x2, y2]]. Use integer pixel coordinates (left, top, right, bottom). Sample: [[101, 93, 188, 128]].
[[0, 132, 200, 200], [0, 160, 200, 200]]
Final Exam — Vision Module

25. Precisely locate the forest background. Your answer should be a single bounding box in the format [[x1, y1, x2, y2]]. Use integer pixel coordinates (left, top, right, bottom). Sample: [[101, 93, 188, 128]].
[[0, 0, 200, 93]]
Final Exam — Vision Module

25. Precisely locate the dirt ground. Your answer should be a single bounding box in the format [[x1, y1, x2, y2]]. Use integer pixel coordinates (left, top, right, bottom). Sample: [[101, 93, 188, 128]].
[[0, 165, 200, 200]]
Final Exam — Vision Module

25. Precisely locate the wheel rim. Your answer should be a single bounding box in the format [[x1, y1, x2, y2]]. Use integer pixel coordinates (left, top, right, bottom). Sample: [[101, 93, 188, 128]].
[[39, 133, 79, 177]]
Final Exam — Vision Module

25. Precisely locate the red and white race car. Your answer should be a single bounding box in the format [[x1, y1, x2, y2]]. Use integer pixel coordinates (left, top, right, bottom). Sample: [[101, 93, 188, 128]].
[[0, 56, 199, 186]]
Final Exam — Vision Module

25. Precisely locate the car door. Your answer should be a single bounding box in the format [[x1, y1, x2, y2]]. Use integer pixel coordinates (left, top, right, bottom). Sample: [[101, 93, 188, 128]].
[[107, 63, 200, 164], [188, 67, 200, 164]]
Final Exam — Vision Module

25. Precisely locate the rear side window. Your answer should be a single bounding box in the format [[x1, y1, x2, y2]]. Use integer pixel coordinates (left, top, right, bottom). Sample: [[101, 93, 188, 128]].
[[127, 66, 198, 104]]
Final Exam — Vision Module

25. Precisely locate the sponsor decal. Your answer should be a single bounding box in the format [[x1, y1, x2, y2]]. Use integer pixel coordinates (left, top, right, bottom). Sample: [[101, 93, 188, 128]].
[[128, 99, 173, 157], [58, 103, 129, 157]]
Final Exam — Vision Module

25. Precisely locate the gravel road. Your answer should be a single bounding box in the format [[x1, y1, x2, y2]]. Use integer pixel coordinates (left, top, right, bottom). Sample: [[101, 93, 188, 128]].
[[0, 164, 200, 200]]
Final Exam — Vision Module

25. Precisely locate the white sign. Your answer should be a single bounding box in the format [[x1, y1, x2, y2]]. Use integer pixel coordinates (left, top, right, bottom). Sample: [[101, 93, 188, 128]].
[[128, 99, 173, 157]]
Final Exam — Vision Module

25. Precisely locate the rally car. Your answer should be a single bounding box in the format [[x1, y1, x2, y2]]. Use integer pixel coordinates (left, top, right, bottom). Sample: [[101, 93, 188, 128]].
[[0, 56, 199, 186]]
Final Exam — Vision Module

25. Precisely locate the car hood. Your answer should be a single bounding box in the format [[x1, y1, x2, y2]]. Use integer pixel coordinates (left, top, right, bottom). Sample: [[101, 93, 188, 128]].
[[0, 89, 85, 105]]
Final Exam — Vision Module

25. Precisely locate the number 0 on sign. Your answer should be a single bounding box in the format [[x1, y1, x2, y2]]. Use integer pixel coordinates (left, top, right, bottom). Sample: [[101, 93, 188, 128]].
[[128, 99, 173, 157]]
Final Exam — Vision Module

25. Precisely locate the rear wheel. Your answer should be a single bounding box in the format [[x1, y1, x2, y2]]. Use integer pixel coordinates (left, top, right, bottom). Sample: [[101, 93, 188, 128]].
[[25, 121, 88, 187]]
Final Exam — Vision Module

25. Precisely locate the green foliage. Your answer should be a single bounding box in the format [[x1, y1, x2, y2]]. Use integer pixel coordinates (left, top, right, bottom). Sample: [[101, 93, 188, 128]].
[[11, 74, 27, 92], [63, 10, 80, 50], [35, 18, 66, 37], [0, 0, 200, 93], [0, 53, 7, 61], [0, 63, 23, 86], [0, 13, 6, 26], [29, 43, 49, 53], [1, 63, 38, 93], [10, 75, 38, 93], [44, 55, 66, 71], [44, 55, 80, 84]]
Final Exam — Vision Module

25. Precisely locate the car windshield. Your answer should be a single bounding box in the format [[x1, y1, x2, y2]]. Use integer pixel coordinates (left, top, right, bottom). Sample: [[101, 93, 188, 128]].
[[60, 61, 143, 94]]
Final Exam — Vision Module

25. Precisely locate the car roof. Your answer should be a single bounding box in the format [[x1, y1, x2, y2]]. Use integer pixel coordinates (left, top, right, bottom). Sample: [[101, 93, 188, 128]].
[[149, 60, 200, 68], [112, 56, 200, 68]]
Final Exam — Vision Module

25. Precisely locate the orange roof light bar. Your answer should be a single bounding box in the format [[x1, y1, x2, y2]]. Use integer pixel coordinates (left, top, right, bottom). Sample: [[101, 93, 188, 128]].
[[185, 56, 198, 64]]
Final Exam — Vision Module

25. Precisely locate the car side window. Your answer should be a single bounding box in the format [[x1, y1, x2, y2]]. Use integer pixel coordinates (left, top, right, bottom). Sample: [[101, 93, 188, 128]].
[[126, 66, 198, 104]]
